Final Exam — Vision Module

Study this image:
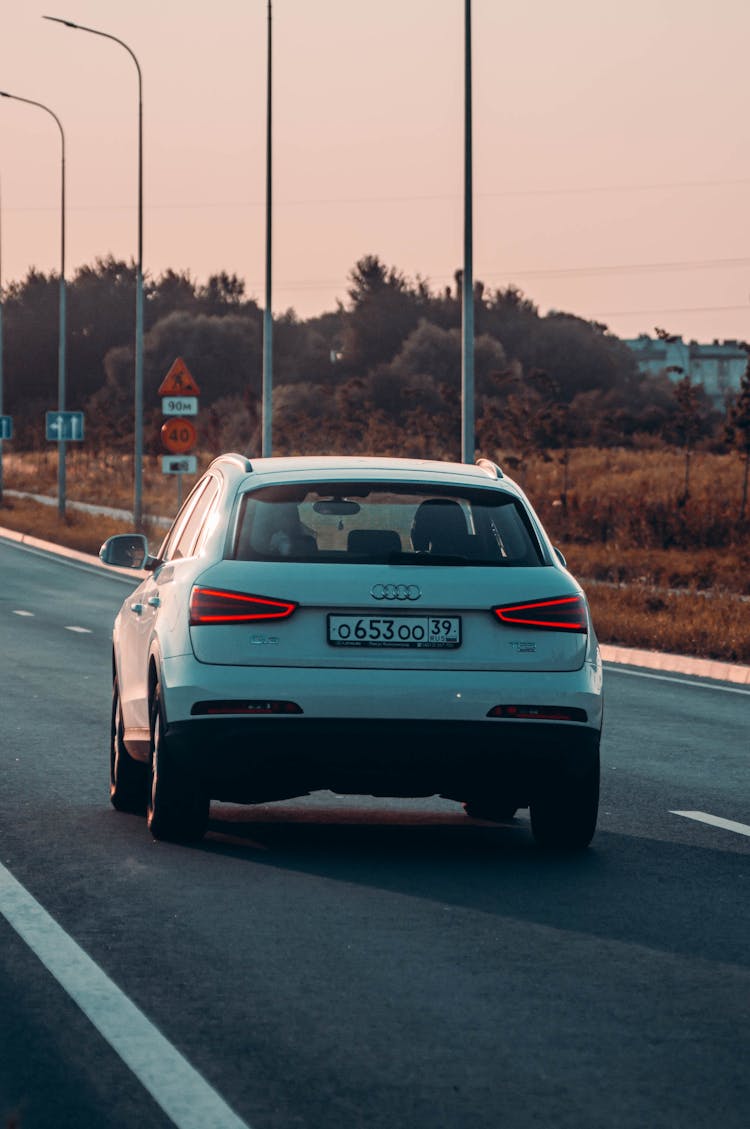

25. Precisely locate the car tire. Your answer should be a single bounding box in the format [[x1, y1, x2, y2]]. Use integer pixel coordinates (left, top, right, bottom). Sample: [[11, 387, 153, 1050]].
[[110, 676, 148, 814], [462, 800, 518, 821], [529, 740, 600, 850], [147, 680, 209, 843]]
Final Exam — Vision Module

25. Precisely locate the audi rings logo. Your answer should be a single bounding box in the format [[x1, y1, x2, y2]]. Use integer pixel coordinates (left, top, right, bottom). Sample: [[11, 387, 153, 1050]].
[[370, 583, 421, 601]]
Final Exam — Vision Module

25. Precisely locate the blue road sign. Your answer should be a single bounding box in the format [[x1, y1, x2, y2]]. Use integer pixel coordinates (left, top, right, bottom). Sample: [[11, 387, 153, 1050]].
[[45, 411, 85, 441], [0, 416, 12, 441]]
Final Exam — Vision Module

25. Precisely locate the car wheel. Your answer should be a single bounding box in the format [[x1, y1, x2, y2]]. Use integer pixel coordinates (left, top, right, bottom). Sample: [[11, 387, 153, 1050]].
[[110, 675, 148, 814], [462, 800, 518, 821], [529, 741, 600, 850], [147, 680, 209, 843]]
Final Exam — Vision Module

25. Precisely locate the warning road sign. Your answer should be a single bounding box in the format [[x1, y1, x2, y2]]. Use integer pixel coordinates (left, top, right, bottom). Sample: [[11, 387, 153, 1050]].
[[158, 357, 200, 397], [161, 418, 197, 454]]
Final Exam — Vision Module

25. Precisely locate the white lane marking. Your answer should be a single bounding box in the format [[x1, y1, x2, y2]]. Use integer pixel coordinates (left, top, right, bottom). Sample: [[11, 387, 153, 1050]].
[[604, 665, 750, 696], [0, 862, 253, 1129], [671, 811, 750, 838], [12, 609, 35, 617], [64, 625, 93, 634]]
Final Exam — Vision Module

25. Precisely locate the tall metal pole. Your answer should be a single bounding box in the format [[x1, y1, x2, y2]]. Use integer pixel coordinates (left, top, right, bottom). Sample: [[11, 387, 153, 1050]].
[[0, 175, 4, 507], [44, 16, 144, 529], [0, 91, 67, 516], [262, 0, 273, 456], [461, 0, 475, 464]]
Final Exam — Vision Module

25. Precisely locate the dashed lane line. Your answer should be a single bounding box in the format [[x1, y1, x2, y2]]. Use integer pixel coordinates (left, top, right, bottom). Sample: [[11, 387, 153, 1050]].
[[0, 862, 253, 1129], [9, 611, 92, 634], [671, 811, 750, 837]]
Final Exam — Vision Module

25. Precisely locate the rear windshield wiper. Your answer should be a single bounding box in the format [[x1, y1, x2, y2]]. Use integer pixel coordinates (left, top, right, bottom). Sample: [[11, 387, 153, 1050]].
[[385, 552, 516, 566], [385, 552, 471, 565]]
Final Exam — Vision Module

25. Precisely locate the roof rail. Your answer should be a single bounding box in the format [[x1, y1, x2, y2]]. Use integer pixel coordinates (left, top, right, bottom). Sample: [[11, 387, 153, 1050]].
[[475, 457, 504, 479], [211, 453, 254, 474]]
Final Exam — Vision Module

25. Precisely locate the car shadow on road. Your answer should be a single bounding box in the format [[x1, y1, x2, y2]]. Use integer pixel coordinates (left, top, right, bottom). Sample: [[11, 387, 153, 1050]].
[[195, 798, 750, 969]]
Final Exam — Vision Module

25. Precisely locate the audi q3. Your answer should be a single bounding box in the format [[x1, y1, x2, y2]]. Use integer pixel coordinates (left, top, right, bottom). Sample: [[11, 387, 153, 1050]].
[[100, 454, 603, 847]]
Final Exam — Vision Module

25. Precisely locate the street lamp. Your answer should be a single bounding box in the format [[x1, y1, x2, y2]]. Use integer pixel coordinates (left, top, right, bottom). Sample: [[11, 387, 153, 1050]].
[[461, 0, 475, 464], [44, 15, 145, 529], [0, 175, 4, 506], [262, 0, 273, 456], [0, 90, 67, 517]]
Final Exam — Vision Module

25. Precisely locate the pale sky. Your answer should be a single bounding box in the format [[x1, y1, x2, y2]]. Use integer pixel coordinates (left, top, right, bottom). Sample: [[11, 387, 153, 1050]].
[[1, 0, 750, 344]]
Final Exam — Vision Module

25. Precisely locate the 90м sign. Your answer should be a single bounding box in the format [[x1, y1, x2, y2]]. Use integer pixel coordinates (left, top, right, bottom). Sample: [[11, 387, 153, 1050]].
[[161, 396, 197, 416]]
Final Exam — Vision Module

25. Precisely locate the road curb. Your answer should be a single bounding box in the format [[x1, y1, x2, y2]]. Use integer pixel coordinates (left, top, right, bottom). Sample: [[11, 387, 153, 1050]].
[[2, 523, 749, 685], [600, 643, 750, 686], [0, 524, 144, 579]]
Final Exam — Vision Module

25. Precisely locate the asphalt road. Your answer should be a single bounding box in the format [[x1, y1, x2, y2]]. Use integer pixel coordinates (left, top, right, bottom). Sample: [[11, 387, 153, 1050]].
[[0, 534, 748, 1129]]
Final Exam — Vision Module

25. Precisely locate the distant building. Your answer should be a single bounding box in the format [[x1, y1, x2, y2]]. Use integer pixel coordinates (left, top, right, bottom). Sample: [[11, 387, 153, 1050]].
[[624, 334, 747, 405]]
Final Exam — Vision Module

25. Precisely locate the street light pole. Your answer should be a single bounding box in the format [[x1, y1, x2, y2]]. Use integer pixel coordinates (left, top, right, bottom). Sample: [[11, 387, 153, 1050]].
[[262, 0, 273, 456], [0, 175, 4, 507], [0, 90, 67, 517], [461, 0, 475, 464], [44, 15, 144, 529]]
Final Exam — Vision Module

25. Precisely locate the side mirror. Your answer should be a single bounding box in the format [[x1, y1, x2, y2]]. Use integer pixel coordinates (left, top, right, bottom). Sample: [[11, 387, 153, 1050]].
[[99, 534, 152, 570], [553, 546, 567, 569]]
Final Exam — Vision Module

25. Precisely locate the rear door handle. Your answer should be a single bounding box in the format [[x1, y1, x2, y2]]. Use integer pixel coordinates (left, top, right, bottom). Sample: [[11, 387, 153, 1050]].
[[130, 603, 143, 615], [147, 596, 161, 608]]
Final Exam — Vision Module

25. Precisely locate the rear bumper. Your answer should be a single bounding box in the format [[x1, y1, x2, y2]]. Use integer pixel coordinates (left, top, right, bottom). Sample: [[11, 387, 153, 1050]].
[[160, 653, 603, 724], [165, 715, 601, 805], [157, 653, 602, 805]]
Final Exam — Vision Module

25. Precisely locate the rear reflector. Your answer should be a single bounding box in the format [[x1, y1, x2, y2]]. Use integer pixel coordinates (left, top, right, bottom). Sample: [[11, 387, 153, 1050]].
[[492, 595, 587, 632], [487, 705, 588, 722], [191, 700, 303, 716], [189, 586, 297, 625]]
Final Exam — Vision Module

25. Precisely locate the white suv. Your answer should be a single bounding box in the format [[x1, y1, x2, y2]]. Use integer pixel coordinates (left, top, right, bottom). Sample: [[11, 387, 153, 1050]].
[[101, 454, 603, 848]]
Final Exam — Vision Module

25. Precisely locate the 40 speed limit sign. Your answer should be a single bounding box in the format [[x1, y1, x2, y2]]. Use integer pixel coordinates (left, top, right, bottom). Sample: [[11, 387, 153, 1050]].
[[161, 417, 197, 454]]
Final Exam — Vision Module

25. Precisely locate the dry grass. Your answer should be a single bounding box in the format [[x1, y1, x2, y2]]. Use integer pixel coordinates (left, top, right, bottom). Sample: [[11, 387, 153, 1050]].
[[587, 584, 749, 665], [2, 445, 749, 665], [559, 544, 750, 596], [0, 496, 162, 556], [2, 449, 190, 519]]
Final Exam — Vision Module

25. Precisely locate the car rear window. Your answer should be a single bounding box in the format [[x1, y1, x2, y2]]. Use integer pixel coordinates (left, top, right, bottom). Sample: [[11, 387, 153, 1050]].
[[231, 482, 544, 566]]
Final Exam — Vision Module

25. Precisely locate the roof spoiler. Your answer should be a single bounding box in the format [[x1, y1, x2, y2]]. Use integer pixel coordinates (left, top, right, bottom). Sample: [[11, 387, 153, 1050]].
[[475, 457, 504, 479], [221, 453, 254, 473]]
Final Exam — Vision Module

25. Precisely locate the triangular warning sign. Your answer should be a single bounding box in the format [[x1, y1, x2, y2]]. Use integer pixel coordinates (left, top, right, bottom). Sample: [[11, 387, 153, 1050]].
[[159, 357, 200, 396]]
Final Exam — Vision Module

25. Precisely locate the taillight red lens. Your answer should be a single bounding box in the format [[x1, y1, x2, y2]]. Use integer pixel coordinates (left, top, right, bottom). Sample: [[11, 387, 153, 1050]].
[[492, 595, 587, 632], [189, 587, 297, 625]]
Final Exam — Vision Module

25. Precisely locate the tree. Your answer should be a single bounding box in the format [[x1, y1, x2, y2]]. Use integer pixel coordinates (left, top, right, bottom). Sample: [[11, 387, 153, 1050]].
[[68, 257, 140, 406], [2, 269, 60, 424], [147, 268, 198, 323], [667, 375, 706, 503], [481, 367, 565, 462], [726, 361, 750, 521], [341, 255, 422, 372], [197, 272, 246, 314]]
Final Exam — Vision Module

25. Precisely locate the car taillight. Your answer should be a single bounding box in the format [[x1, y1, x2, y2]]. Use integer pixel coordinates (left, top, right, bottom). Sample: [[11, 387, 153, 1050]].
[[492, 595, 587, 632], [189, 586, 297, 625]]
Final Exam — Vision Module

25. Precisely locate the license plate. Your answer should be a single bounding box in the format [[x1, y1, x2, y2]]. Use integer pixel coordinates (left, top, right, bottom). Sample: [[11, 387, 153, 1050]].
[[328, 615, 461, 649]]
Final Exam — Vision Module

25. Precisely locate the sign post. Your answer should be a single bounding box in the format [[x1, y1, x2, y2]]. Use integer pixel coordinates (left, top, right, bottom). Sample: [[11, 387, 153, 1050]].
[[159, 358, 200, 508], [0, 417, 11, 509]]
